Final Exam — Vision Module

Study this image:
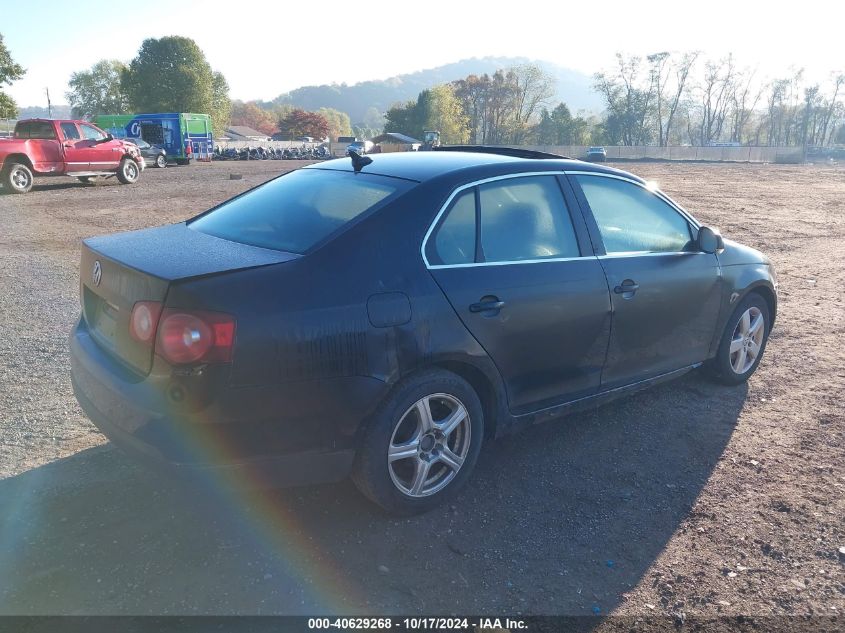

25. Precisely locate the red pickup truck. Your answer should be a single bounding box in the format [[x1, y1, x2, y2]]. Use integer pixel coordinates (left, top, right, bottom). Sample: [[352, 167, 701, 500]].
[[0, 119, 144, 194]]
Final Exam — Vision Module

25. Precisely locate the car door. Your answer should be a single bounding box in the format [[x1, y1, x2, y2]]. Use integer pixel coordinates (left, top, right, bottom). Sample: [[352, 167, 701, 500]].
[[569, 173, 722, 389], [78, 123, 122, 171], [424, 173, 612, 415], [58, 122, 89, 172]]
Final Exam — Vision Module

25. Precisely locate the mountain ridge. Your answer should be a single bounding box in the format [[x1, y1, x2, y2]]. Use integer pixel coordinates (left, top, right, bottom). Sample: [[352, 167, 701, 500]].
[[266, 56, 601, 123]]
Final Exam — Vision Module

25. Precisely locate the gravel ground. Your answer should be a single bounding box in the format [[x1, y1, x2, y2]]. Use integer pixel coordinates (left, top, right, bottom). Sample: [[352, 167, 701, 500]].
[[0, 160, 842, 617]]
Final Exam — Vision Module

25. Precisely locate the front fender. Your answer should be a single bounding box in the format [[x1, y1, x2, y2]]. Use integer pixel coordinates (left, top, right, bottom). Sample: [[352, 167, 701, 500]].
[[709, 262, 777, 357]]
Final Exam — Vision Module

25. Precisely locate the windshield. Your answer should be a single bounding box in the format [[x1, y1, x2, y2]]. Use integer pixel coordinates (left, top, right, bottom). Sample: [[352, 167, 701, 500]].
[[189, 168, 413, 254]]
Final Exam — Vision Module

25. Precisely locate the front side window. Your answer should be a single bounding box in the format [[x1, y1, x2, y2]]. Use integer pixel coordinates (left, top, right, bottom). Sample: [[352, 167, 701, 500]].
[[60, 123, 81, 140], [80, 124, 107, 141], [478, 176, 580, 263], [190, 168, 413, 254], [576, 175, 692, 254]]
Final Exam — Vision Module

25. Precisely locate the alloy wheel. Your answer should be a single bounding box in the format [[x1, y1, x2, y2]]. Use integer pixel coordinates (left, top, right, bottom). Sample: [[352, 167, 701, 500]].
[[729, 306, 765, 374], [387, 393, 471, 497]]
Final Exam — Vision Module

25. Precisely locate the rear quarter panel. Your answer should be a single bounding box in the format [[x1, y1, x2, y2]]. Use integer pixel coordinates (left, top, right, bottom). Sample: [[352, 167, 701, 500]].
[[0, 138, 64, 173], [166, 179, 510, 440]]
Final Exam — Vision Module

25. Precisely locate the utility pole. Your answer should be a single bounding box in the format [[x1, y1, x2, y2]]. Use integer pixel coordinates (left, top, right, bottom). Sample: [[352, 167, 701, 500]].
[[46, 87, 52, 119]]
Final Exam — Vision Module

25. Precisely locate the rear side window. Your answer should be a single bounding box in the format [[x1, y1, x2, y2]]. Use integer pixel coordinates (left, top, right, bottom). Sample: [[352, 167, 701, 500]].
[[432, 190, 475, 265], [576, 175, 692, 253], [15, 121, 57, 139], [427, 175, 581, 266], [189, 169, 412, 254], [479, 176, 580, 262]]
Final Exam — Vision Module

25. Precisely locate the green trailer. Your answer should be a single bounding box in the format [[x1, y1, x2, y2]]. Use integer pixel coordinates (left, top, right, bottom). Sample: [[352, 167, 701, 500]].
[[93, 112, 212, 164]]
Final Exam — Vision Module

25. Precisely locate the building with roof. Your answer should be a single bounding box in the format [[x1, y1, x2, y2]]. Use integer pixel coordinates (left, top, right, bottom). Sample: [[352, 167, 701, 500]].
[[370, 132, 421, 152], [224, 126, 270, 141]]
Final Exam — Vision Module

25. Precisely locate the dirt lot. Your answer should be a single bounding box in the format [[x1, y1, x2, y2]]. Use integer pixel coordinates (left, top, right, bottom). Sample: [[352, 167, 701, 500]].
[[0, 160, 842, 618]]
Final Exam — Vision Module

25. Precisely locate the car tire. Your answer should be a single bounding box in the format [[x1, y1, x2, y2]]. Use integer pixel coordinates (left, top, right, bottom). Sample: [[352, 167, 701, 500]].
[[1, 162, 34, 194], [116, 157, 140, 185], [155, 155, 167, 168], [706, 292, 771, 385], [352, 369, 484, 515]]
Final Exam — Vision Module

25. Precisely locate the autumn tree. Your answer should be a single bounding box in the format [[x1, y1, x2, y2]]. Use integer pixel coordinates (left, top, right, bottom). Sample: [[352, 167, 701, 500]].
[[230, 101, 278, 135], [66, 60, 129, 119], [509, 64, 555, 143], [728, 67, 762, 144], [594, 54, 654, 146], [318, 107, 353, 140], [278, 109, 330, 139], [646, 51, 698, 146], [0, 33, 25, 119], [816, 73, 844, 146]]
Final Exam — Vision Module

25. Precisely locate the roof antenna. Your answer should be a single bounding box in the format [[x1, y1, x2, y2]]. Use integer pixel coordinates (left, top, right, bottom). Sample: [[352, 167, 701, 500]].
[[348, 149, 372, 172]]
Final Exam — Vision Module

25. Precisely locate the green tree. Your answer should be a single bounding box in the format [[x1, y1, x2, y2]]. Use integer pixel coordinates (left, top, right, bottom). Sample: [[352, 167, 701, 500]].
[[210, 71, 232, 135], [122, 36, 230, 134], [318, 107, 352, 140], [362, 106, 385, 133], [384, 85, 468, 143], [423, 84, 469, 144], [384, 99, 424, 138], [535, 102, 591, 145], [66, 59, 129, 119], [0, 33, 25, 119]]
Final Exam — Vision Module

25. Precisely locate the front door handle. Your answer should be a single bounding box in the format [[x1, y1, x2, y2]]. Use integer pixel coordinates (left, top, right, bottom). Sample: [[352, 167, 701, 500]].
[[469, 299, 506, 313], [613, 280, 640, 295]]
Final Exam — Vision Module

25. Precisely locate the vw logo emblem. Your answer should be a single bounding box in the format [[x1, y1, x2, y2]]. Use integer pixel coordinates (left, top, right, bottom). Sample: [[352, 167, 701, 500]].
[[92, 260, 102, 286]]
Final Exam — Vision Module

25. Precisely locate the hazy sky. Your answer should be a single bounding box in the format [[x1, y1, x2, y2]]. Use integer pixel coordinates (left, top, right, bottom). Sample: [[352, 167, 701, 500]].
[[2, 0, 842, 107]]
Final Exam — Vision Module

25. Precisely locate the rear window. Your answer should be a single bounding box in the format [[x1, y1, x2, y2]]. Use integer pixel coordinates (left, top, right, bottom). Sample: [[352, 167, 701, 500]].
[[189, 168, 413, 254], [15, 121, 57, 139]]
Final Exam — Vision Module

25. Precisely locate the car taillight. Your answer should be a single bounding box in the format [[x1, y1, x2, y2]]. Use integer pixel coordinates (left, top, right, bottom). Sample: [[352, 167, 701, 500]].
[[129, 301, 163, 343], [155, 309, 236, 365]]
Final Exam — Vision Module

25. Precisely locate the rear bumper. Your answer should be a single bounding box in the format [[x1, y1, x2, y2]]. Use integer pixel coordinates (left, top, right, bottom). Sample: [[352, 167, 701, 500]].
[[70, 321, 366, 488], [73, 381, 354, 487]]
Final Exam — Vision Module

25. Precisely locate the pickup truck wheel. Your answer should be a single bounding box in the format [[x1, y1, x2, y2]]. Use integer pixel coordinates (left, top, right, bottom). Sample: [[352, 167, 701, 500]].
[[155, 155, 167, 168], [2, 162, 34, 194], [116, 157, 140, 184]]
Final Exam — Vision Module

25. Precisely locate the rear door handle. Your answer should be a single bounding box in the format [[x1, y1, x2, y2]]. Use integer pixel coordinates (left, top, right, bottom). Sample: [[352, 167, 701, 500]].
[[613, 281, 640, 294], [469, 300, 506, 313]]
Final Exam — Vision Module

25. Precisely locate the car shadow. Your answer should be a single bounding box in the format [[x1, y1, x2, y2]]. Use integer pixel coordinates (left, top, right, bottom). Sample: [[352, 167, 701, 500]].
[[0, 372, 747, 616]]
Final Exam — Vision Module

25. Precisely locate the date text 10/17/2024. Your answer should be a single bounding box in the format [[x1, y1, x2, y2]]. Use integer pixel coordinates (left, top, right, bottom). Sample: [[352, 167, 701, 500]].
[[307, 617, 528, 630]]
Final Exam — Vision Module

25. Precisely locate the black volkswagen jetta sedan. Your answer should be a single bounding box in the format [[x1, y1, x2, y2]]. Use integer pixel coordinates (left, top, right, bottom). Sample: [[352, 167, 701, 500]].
[[70, 148, 776, 514]]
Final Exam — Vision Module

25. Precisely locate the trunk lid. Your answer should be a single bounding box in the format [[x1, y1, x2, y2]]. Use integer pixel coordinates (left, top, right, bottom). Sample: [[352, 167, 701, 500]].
[[80, 223, 298, 374]]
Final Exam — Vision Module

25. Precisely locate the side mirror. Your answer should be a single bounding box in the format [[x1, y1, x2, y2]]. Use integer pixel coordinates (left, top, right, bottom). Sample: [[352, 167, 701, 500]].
[[697, 226, 724, 254], [106, 133, 113, 141]]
